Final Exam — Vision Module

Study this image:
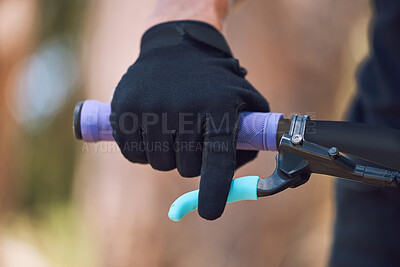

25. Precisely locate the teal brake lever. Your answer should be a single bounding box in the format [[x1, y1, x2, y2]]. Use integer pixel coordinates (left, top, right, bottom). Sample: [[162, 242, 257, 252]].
[[168, 176, 260, 221], [168, 150, 309, 221], [168, 134, 313, 222]]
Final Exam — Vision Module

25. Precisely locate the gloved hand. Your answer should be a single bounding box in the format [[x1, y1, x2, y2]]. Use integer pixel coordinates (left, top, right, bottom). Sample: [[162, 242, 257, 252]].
[[111, 21, 269, 220]]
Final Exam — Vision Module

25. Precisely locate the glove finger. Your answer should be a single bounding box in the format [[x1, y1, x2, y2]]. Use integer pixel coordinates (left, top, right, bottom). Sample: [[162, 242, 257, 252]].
[[142, 128, 176, 171], [175, 132, 203, 177], [112, 113, 148, 164], [198, 114, 237, 220]]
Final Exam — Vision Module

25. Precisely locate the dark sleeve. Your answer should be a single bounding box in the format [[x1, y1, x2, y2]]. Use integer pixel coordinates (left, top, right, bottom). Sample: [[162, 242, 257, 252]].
[[348, 0, 400, 130]]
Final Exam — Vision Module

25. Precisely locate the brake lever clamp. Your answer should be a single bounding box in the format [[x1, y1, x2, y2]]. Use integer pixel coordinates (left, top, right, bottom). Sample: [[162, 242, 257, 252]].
[[256, 115, 311, 197], [256, 114, 400, 197]]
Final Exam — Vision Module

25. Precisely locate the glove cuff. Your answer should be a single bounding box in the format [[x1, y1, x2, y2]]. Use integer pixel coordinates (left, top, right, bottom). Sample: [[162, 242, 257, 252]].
[[141, 20, 233, 57]]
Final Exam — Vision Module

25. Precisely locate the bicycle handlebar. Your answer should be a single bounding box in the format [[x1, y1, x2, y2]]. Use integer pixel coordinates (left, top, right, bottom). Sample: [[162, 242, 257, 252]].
[[74, 100, 284, 151]]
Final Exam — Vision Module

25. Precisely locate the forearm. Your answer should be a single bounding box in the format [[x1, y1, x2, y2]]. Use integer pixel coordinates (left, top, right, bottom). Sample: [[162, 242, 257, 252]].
[[146, 0, 230, 31]]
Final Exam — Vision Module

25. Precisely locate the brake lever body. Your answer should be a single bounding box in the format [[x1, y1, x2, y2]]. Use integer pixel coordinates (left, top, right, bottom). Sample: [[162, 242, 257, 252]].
[[256, 133, 400, 197]]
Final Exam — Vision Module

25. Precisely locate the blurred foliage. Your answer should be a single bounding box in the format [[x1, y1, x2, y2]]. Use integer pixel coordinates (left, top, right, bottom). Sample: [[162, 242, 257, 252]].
[[4, 1, 95, 266], [38, 0, 87, 42], [16, 98, 80, 214], [5, 205, 96, 267], [14, 0, 87, 215]]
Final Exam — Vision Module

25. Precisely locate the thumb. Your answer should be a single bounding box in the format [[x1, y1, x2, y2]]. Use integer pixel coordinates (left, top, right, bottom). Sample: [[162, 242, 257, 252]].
[[198, 114, 237, 220]]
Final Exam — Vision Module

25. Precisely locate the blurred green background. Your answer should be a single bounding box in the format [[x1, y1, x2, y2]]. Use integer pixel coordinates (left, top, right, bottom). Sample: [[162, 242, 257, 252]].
[[1, 0, 93, 266]]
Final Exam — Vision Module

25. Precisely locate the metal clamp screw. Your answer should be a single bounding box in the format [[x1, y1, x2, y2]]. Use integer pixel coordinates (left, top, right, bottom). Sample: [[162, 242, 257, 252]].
[[328, 147, 339, 158], [291, 134, 303, 145]]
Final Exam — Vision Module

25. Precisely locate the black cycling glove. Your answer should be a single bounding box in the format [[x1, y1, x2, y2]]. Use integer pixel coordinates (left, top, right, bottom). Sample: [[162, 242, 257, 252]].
[[111, 21, 269, 220]]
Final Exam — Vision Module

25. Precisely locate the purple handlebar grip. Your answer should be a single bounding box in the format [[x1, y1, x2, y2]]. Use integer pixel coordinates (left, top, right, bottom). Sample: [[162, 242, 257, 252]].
[[80, 100, 114, 142], [79, 100, 283, 151], [236, 112, 283, 151]]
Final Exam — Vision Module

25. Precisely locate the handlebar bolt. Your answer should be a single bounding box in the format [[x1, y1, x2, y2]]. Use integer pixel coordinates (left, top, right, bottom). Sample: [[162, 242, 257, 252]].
[[291, 134, 303, 145], [328, 147, 339, 159]]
